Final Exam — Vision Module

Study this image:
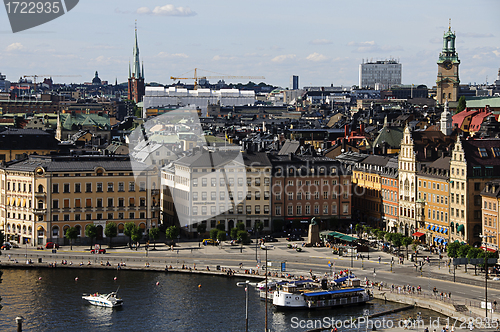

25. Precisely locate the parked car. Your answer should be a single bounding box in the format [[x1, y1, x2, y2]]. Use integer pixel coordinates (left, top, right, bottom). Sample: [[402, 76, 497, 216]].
[[9, 242, 19, 248], [202, 239, 215, 245], [1, 243, 12, 250], [286, 234, 303, 242], [262, 235, 278, 243], [90, 248, 106, 254], [45, 242, 59, 249]]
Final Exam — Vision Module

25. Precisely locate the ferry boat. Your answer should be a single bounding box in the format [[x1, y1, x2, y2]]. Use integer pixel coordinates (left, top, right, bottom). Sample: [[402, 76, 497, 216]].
[[273, 278, 372, 310], [82, 291, 123, 308], [258, 279, 315, 302]]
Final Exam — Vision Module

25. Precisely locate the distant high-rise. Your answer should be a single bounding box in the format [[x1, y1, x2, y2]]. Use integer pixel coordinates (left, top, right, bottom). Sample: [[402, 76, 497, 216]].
[[359, 59, 401, 90], [290, 75, 299, 90], [128, 22, 145, 104]]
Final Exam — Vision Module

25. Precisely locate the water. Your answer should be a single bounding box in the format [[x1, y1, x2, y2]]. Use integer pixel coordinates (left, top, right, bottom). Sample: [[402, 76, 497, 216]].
[[0, 268, 447, 331]]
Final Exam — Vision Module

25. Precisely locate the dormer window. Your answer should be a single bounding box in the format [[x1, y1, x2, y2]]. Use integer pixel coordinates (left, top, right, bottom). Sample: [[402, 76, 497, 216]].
[[492, 147, 500, 157], [478, 147, 488, 158]]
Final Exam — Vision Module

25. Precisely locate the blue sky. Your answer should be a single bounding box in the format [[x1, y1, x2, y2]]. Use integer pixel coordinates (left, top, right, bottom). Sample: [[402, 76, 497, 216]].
[[1, 0, 499, 88]]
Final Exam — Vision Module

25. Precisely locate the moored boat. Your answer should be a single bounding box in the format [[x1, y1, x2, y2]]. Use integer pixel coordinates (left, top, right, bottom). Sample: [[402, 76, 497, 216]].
[[272, 278, 372, 310]]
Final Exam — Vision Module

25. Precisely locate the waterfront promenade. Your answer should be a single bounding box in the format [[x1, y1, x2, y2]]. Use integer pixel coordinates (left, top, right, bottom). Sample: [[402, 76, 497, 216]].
[[2, 239, 500, 324]]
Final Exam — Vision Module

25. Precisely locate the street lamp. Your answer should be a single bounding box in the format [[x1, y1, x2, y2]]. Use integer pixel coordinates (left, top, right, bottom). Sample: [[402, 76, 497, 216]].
[[262, 244, 271, 332], [236, 280, 250, 332], [479, 233, 495, 318]]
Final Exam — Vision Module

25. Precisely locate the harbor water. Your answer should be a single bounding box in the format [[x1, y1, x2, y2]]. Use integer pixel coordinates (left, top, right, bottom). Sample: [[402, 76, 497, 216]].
[[0, 268, 448, 331]]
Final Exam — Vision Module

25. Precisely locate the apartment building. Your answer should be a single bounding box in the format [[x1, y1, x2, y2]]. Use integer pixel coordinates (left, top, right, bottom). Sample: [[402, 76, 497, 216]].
[[417, 157, 450, 247], [0, 155, 160, 246], [480, 181, 500, 252], [380, 157, 399, 233], [270, 155, 352, 233], [161, 150, 272, 234]]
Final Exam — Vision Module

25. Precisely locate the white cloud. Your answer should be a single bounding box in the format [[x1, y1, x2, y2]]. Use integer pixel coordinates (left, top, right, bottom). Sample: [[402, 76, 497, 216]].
[[348, 41, 375, 47], [137, 5, 196, 16], [310, 39, 332, 45], [347, 41, 402, 53], [306, 52, 328, 62], [271, 54, 296, 63], [212, 55, 237, 61], [6, 43, 24, 52], [157, 52, 189, 58]]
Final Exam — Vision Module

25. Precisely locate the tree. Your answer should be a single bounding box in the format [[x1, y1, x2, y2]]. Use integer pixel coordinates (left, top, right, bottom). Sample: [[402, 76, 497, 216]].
[[457, 96, 467, 113], [85, 224, 97, 250], [385, 232, 394, 243], [467, 247, 483, 260], [230, 227, 239, 240], [458, 244, 472, 258], [236, 222, 245, 231], [210, 228, 219, 241], [377, 230, 386, 241], [149, 227, 160, 250], [355, 224, 362, 237], [104, 222, 117, 248], [255, 220, 264, 233], [447, 242, 461, 258], [124, 222, 137, 249], [65, 227, 78, 250], [217, 230, 227, 242], [401, 237, 413, 258], [131, 227, 142, 250], [165, 226, 180, 244], [216, 222, 225, 231], [391, 233, 403, 254], [237, 230, 250, 244], [196, 223, 207, 236]]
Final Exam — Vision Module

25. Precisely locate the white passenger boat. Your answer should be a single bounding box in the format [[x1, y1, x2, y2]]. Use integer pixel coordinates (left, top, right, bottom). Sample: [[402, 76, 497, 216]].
[[82, 290, 123, 307], [273, 278, 372, 310]]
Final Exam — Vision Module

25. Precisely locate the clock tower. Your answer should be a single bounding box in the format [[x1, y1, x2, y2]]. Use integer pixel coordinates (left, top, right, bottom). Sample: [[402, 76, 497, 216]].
[[436, 20, 460, 105]]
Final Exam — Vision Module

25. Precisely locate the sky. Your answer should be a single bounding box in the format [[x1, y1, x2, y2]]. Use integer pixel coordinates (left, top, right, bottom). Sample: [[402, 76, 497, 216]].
[[0, 0, 499, 89]]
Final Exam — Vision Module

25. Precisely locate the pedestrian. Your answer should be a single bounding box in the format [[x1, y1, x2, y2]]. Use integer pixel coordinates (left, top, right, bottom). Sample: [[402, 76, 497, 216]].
[[378, 256, 381, 264]]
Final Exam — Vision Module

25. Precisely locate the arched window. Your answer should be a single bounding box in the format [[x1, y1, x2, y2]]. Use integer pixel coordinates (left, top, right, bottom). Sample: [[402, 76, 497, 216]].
[[38, 184, 44, 193], [38, 200, 44, 209], [52, 226, 59, 238]]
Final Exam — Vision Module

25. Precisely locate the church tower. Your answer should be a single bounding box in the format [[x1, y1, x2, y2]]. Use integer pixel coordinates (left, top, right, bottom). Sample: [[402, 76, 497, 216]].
[[128, 22, 145, 103], [440, 100, 453, 135], [436, 20, 460, 104]]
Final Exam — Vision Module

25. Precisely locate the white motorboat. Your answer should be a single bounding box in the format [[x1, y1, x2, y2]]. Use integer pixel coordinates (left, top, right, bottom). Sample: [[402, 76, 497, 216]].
[[82, 290, 123, 307]]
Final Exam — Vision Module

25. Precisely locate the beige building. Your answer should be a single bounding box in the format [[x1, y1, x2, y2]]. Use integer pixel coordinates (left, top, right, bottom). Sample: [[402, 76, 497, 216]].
[[1, 155, 160, 246]]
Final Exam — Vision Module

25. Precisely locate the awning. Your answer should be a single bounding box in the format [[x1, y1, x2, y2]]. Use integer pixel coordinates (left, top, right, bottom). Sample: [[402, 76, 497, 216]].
[[427, 225, 431, 229], [480, 246, 497, 252], [431, 226, 435, 231], [443, 241, 448, 245], [444, 228, 448, 234], [338, 235, 358, 242], [450, 222, 454, 227], [37, 226, 44, 231], [457, 224, 464, 232], [434, 237, 439, 242], [412, 232, 425, 237]]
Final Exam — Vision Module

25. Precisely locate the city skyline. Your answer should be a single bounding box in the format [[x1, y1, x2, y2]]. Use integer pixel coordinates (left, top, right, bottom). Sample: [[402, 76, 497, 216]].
[[0, 0, 499, 88]]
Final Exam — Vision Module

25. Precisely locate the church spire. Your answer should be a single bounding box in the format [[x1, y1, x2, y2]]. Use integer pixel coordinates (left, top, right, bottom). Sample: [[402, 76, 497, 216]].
[[132, 20, 141, 79]]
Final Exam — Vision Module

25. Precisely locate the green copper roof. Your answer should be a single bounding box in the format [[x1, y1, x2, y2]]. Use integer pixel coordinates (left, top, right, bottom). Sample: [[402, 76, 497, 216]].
[[59, 113, 110, 130]]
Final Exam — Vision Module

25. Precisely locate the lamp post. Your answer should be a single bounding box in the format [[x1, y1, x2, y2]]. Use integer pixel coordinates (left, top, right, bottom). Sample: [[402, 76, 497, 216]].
[[479, 233, 494, 318], [236, 280, 250, 332], [264, 244, 269, 332]]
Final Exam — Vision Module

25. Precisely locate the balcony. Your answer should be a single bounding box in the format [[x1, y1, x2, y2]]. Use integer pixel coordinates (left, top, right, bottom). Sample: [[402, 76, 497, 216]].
[[151, 205, 160, 211], [151, 189, 160, 195], [34, 192, 46, 198], [33, 208, 46, 214]]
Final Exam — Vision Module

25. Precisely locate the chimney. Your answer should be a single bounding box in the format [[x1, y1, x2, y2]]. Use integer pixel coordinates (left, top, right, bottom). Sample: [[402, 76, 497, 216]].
[[344, 124, 350, 138]]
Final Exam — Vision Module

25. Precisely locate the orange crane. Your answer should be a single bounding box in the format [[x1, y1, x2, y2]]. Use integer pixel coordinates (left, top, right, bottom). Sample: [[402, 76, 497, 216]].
[[170, 68, 264, 89], [23, 74, 82, 93]]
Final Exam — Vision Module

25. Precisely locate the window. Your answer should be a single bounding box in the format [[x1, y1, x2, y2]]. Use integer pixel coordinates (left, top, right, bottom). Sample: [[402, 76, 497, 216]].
[[86, 213, 92, 220], [202, 178, 207, 187], [140, 198, 146, 207], [118, 182, 124, 192], [314, 205, 319, 214], [275, 205, 281, 216], [86, 198, 92, 208], [192, 207, 198, 215], [202, 206, 207, 215], [75, 199, 81, 208], [219, 192, 224, 200], [74, 183, 81, 193], [63, 184, 70, 193], [255, 191, 261, 200], [129, 197, 135, 207], [192, 179, 198, 187], [53, 215, 59, 222], [129, 212, 135, 219], [478, 147, 488, 158], [139, 182, 146, 191], [255, 178, 261, 186], [193, 192, 198, 201], [202, 192, 207, 201], [211, 178, 216, 187], [75, 214, 81, 221], [97, 213, 103, 220], [63, 199, 70, 208], [108, 183, 114, 192], [118, 198, 124, 207], [492, 147, 500, 157], [238, 178, 243, 186], [86, 183, 92, 193], [332, 204, 337, 214], [305, 192, 310, 200], [53, 184, 59, 193], [305, 205, 311, 215], [264, 205, 269, 213], [52, 200, 59, 209], [237, 205, 243, 214], [108, 213, 114, 220], [97, 183, 103, 192], [108, 198, 113, 207], [211, 206, 216, 215], [97, 198, 103, 208], [129, 182, 135, 191], [288, 192, 293, 200], [323, 204, 328, 214], [342, 203, 349, 214], [314, 192, 319, 200], [211, 192, 216, 201]]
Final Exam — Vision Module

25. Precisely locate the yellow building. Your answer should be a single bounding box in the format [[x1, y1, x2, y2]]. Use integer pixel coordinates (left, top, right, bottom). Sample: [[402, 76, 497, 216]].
[[417, 157, 450, 247], [0, 128, 60, 162], [481, 181, 500, 252], [1, 155, 160, 246]]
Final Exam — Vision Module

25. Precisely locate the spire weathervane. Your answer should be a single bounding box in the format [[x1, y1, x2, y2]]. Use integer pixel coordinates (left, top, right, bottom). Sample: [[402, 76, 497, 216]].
[[449, 18, 451, 30]]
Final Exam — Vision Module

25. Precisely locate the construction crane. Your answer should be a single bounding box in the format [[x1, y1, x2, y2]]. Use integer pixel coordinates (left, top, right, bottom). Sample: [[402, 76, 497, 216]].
[[23, 74, 82, 93], [170, 68, 264, 89]]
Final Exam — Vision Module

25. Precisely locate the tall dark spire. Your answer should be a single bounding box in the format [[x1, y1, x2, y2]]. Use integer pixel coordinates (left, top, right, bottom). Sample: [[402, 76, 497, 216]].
[[131, 20, 142, 79]]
